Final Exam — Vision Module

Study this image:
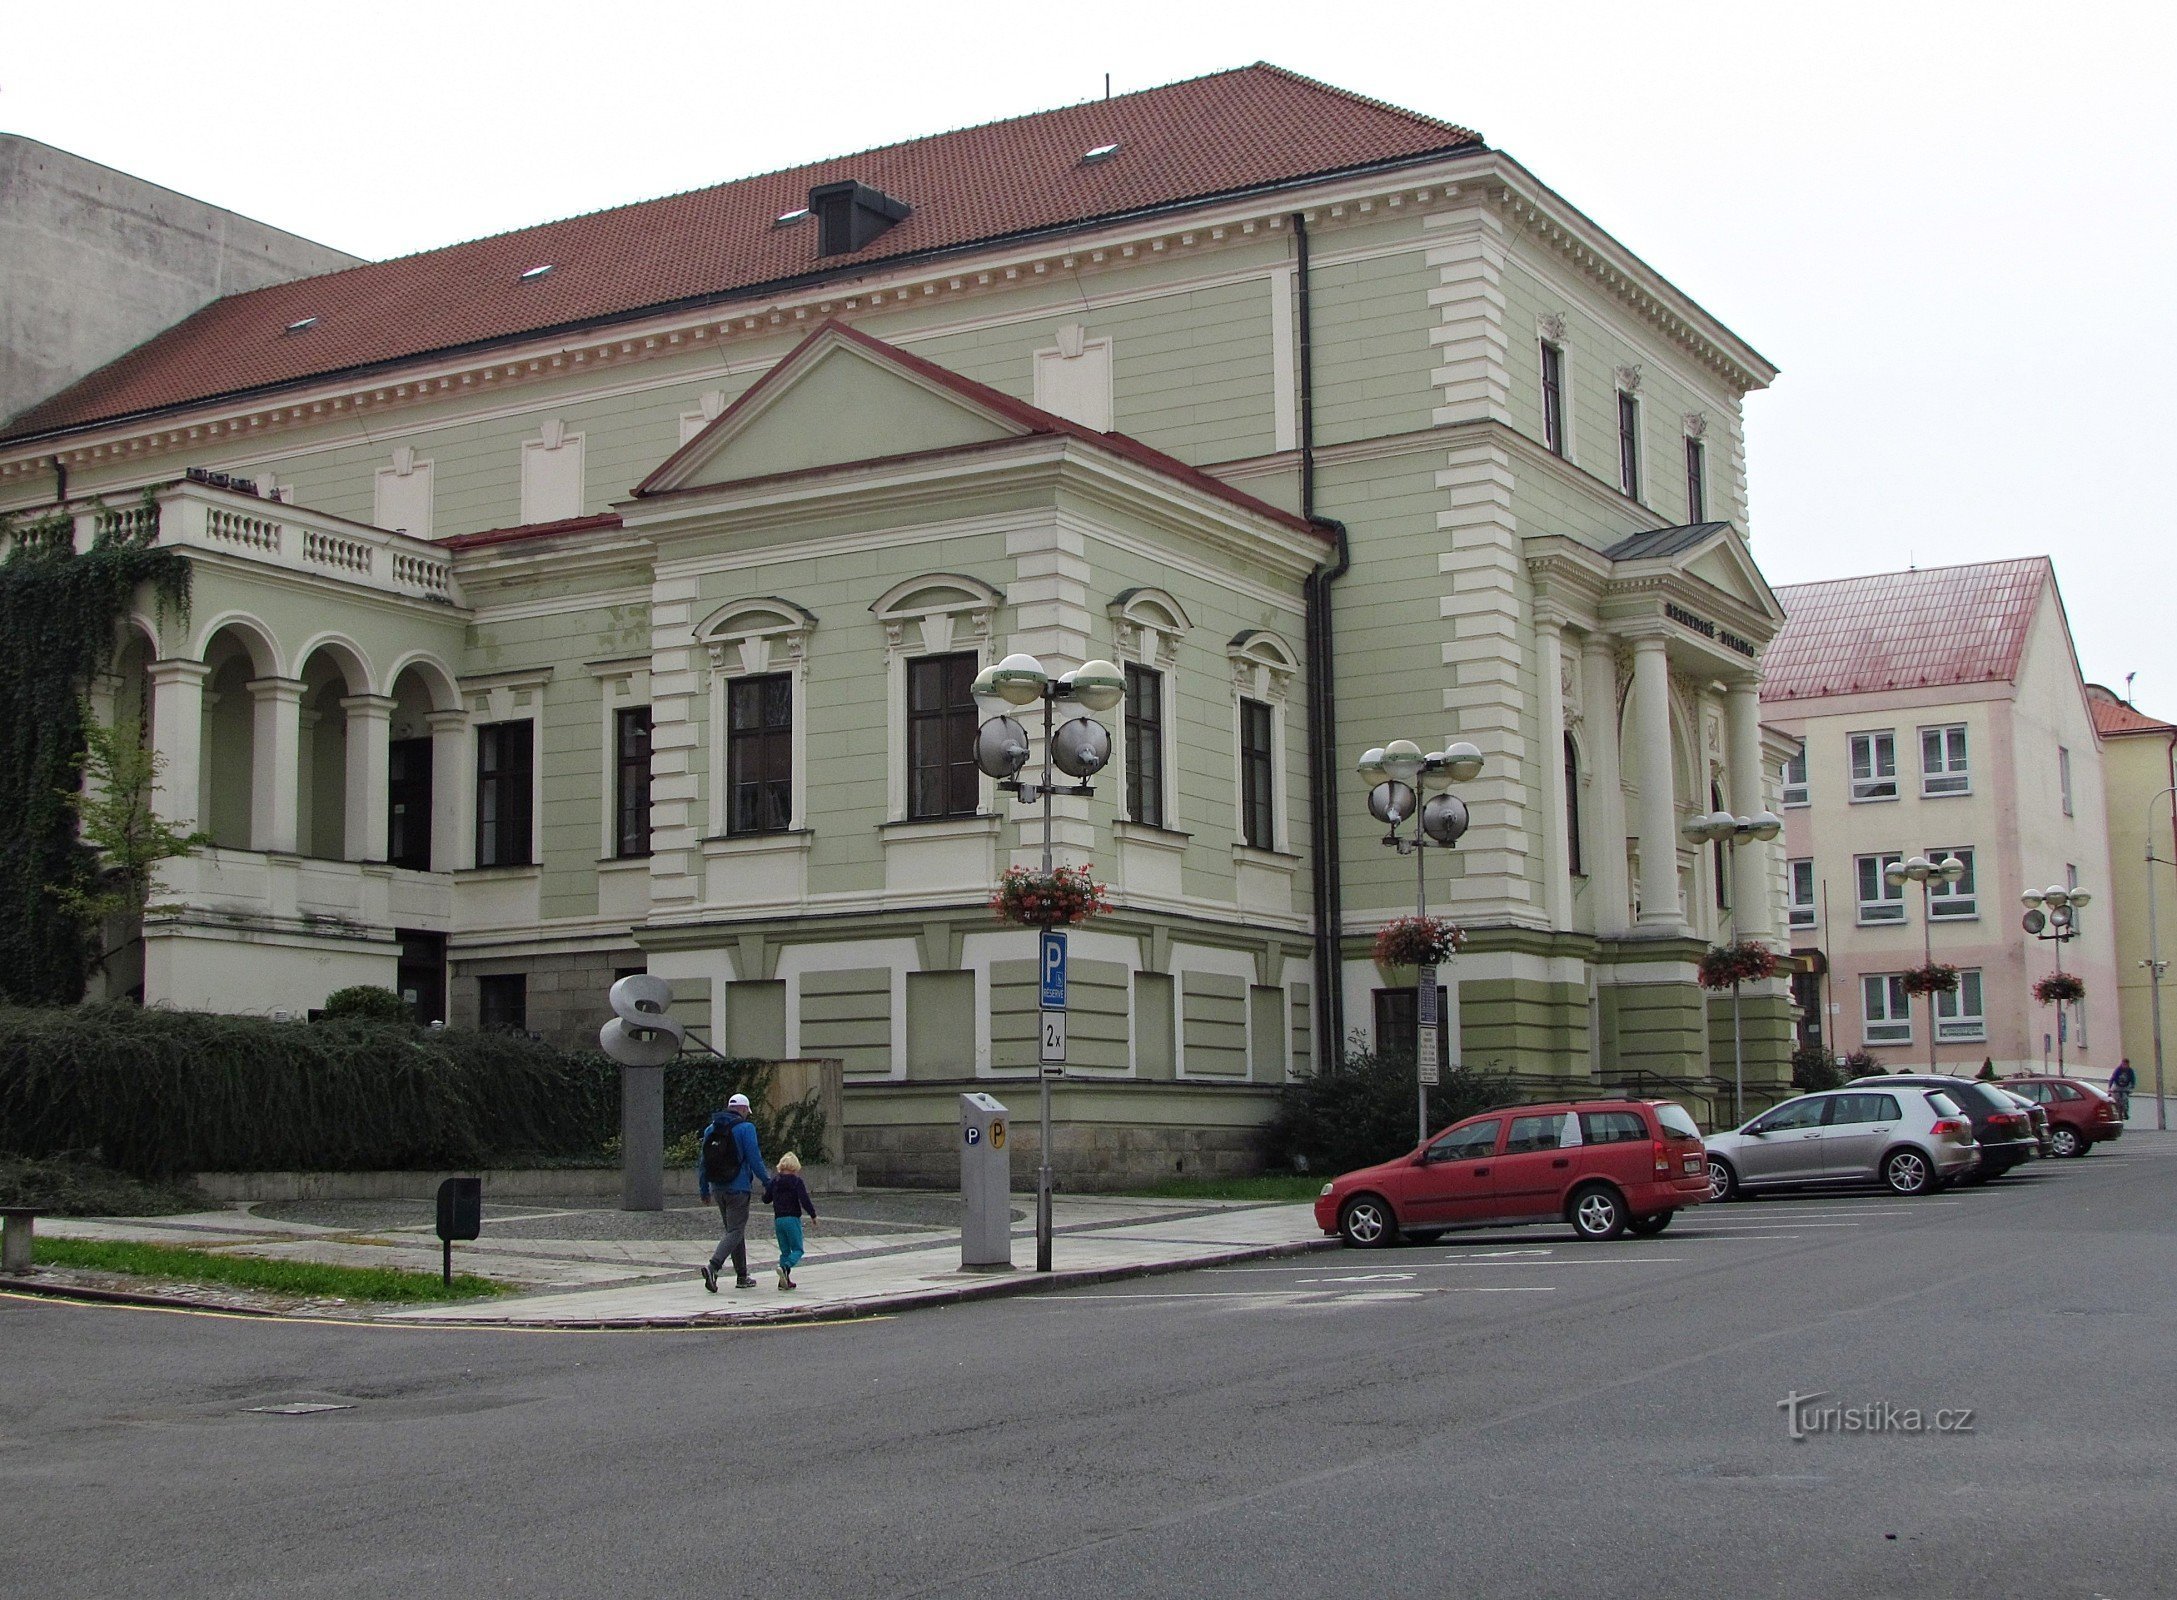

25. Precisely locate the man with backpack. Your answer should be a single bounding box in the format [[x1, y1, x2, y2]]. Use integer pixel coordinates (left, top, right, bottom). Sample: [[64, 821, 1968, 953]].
[[698, 1092, 771, 1292]]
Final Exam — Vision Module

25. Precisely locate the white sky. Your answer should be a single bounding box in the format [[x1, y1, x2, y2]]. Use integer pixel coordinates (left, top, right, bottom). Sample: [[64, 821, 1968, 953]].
[[7, 0, 2172, 711]]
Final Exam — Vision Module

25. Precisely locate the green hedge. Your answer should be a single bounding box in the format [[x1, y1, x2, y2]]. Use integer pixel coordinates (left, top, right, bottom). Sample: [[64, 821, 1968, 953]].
[[0, 1003, 823, 1178], [1265, 1049, 1513, 1176]]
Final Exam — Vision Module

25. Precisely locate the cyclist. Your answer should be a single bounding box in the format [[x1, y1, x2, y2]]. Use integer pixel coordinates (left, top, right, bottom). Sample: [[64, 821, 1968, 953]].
[[2109, 1058, 2137, 1120]]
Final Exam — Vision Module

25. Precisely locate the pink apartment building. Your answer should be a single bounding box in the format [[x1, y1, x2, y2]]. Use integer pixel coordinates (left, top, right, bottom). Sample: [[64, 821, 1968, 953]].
[[1761, 559, 2119, 1074]]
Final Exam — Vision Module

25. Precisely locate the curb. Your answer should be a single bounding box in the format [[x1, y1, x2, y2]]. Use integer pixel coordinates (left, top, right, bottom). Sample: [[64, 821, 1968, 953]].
[[0, 1277, 291, 1317]]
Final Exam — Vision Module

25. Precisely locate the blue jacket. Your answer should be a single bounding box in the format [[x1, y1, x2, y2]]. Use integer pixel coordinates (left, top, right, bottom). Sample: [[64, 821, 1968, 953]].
[[697, 1110, 771, 1201]]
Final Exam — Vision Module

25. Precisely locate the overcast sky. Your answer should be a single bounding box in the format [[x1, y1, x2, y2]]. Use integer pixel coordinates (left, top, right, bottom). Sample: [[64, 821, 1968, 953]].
[[8, 1, 2171, 710]]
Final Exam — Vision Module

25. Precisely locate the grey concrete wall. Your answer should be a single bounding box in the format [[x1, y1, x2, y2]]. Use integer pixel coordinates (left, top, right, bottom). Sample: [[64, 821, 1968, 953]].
[[1, 136, 360, 426]]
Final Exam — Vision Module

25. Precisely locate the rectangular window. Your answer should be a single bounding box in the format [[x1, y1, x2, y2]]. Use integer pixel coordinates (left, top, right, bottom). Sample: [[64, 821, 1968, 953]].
[[1856, 852, 1905, 924], [1617, 392, 1640, 497], [1124, 663, 1165, 828], [1373, 987, 1451, 1071], [1685, 437, 1708, 521], [613, 706, 652, 858], [1920, 724, 1970, 796], [1849, 730, 1898, 801], [1788, 859, 1817, 929], [1935, 969, 1986, 1042], [906, 653, 980, 821], [387, 736, 433, 871], [1927, 846, 1977, 919], [1239, 697, 1275, 850], [475, 720, 534, 868], [1863, 973, 1911, 1046], [478, 973, 528, 1034], [726, 673, 794, 836], [1540, 342, 1566, 455], [1782, 741, 1809, 806], [2059, 746, 2073, 816]]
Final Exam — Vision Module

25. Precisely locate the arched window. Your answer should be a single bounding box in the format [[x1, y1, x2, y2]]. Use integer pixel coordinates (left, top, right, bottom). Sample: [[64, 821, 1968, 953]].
[[1711, 779, 1729, 909], [1564, 733, 1584, 878]]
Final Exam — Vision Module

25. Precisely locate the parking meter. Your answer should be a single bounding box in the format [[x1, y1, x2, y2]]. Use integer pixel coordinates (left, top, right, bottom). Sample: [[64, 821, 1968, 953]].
[[959, 1092, 1012, 1270]]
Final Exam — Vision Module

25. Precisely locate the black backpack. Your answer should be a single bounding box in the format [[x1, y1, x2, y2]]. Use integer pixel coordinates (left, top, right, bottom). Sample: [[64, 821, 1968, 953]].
[[701, 1119, 743, 1185]]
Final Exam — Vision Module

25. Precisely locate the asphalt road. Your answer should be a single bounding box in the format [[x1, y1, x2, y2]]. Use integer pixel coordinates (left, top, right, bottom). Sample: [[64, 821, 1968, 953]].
[[6, 1141, 2172, 1600]]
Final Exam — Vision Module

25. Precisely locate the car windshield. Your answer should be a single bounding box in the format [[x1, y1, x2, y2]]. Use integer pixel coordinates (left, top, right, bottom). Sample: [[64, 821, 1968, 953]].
[[1654, 1104, 1702, 1141]]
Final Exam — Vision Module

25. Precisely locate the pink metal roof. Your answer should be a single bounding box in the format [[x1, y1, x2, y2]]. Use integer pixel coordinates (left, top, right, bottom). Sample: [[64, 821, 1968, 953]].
[[1761, 559, 2050, 703]]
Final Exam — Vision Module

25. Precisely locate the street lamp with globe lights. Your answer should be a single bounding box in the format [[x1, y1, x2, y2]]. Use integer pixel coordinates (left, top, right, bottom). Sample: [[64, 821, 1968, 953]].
[[1679, 808, 1784, 1123], [1882, 854, 1968, 1071], [2020, 882, 2092, 1076], [970, 652, 1124, 1272], [1356, 739, 1483, 1141]]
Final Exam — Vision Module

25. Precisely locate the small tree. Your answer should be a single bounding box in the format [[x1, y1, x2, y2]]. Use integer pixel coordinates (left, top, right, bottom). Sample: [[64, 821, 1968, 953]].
[[52, 707, 209, 976]]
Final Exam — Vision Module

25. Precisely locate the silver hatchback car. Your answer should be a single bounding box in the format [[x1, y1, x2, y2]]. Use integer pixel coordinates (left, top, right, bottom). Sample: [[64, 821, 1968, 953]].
[[1706, 1085, 1979, 1199]]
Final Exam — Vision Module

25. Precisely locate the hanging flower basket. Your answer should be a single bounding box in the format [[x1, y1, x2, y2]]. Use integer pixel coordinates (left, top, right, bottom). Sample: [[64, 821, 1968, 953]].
[[1372, 915, 1466, 970], [990, 864, 1111, 928], [2033, 972, 2085, 1005], [1900, 962, 1961, 998], [1697, 940, 1778, 991]]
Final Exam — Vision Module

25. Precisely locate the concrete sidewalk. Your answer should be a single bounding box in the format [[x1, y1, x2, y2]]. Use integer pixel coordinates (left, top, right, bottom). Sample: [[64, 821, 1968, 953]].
[[26, 1190, 1336, 1327]]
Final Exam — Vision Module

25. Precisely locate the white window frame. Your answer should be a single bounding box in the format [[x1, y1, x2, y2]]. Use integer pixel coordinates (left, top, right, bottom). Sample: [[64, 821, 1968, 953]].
[[1856, 852, 1905, 924], [1863, 973, 1912, 1046], [1616, 387, 1641, 498], [1227, 631, 1298, 855], [1782, 741, 1809, 807], [1920, 723, 1970, 796], [1108, 587, 1192, 834], [1849, 730, 1898, 802], [1787, 858, 1817, 930], [696, 598, 817, 838], [1927, 845, 1977, 920], [588, 659, 653, 860], [1935, 969, 1986, 1042], [871, 575, 1001, 824], [458, 668, 551, 873]]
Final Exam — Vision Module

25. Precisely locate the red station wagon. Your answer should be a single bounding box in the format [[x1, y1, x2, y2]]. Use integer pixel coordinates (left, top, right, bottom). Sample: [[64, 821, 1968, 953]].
[[2005, 1075, 2126, 1157], [1315, 1099, 1711, 1247]]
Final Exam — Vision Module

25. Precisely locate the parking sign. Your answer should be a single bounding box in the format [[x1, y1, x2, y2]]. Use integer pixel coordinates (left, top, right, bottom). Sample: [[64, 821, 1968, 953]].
[[1040, 928, 1068, 1010]]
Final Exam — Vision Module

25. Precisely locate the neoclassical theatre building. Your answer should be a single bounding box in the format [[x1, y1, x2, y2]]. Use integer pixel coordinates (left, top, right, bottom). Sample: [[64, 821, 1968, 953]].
[[0, 66, 1791, 1179]]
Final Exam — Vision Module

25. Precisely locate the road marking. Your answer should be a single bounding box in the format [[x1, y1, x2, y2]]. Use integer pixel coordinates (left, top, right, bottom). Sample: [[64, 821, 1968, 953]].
[[1047, 1286, 1557, 1301], [1295, 1272, 1415, 1284]]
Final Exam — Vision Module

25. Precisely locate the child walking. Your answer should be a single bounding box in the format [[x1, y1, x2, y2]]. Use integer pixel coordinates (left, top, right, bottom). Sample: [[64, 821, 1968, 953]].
[[770, 1151, 817, 1290]]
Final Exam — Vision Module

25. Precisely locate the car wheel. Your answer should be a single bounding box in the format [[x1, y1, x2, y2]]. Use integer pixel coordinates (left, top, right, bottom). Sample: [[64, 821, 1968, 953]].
[[2049, 1127, 2084, 1159], [1568, 1183, 1627, 1241], [1706, 1156, 1739, 1203], [1883, 1148, 1933, 1196], [1339, 1194, 1399, 1249], [1628, 1211, 1673, 1237]]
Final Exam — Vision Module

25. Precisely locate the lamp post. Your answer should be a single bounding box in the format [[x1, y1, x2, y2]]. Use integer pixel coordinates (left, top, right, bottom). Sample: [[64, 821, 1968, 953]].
[[1885, 853, 1968, 1072], [1355, 739, 1483, 1142], [1680, 808, 1784, 1125], [971, 651, 1124, 1273], [2144, 788, 2174, 1131], [2020, 882, 2092, 1075]]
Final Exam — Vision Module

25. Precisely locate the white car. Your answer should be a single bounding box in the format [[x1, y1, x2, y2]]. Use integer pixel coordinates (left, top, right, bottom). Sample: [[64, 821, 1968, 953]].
[[1705, 1086, 1980, 1199]]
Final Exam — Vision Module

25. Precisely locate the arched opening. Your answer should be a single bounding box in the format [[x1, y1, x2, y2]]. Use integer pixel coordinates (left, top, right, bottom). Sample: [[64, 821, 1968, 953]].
[[299, 658, 351, 859], [199, 627, 267, 850], [1564, 732, 1584, 879], [386, 664, 446, 870]]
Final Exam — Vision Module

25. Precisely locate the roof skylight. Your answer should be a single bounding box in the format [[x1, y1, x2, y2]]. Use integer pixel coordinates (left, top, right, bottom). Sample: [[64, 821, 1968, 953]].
[[774, 207, 811, 227], [1080, 142, 1120, 164], [283, 316, 319, 334], [519, 264, 555, 281]]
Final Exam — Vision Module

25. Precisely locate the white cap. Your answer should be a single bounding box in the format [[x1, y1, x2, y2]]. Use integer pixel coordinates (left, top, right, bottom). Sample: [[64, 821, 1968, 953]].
[[727, 1093, 751, 1111]]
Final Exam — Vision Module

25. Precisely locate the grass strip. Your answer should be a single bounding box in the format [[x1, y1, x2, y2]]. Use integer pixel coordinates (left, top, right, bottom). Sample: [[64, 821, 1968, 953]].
[[1119, 1176, 1326, 1203], [32, 1237, 511, 1302]]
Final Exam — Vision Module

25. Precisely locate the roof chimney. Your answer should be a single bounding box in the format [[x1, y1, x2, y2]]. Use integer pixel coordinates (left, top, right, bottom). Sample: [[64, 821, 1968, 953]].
[[808, 180, 911, 256]]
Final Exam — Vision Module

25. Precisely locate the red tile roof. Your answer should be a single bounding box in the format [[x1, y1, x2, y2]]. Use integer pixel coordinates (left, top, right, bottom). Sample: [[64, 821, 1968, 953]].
[[635, 319, 1326, 540], [2086, 684, 2177, 737], [1761, 559, 2051, 702], [2, 65, 1480, 444]]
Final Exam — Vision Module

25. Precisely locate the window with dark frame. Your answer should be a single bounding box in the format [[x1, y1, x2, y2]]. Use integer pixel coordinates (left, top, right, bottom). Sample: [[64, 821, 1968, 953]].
[[1685, 437, 1708, 521], [387, 736, 432, 870], [475, 719, 534, 868], [907, 652, 980, 820], [1564, 733, 1584, 877], [1617, 392, 1641, 497], [1373, 987, 1451, 1070], [727, 673, 794, 835], [1239, 697, 1275, 849], [1125, 663, 1165, 828], [1540, 342, 1566, 455], [613, 706, 653, 858], [478, 973, 528, 1034]]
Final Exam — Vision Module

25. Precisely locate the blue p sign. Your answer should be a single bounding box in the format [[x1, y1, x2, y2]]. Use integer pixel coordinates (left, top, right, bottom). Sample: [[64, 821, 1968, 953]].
[[1040, 929, 1068, 1010]]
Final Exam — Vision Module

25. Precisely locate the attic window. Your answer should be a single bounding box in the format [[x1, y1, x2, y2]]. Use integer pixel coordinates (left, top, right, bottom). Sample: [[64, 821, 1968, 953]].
[[1081, 142, 1121, 164], [519, 264, 554, 282], [774, 207, 810, 227], [283, 316, 319, 334], [808, 179, 911, 256]]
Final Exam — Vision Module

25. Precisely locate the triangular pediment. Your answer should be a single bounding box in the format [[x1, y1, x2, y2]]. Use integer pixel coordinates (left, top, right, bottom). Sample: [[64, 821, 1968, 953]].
[[1605, 522, 1784, 625], [1685, 541, 1775, 616], [638, 323, 1032, 496]]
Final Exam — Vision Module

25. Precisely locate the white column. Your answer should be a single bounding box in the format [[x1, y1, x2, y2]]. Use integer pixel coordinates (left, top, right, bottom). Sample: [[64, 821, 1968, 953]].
[[1629, 634, 1681, 932], [1579, 634, 1628, 938], [428, 708, 471, 873], [342, 694, 396, 864], [1725, 675, 1771, 942], [1535, 617, 1573, 930], [146, 660, 209, 831], [248, 677, 305, 854]]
